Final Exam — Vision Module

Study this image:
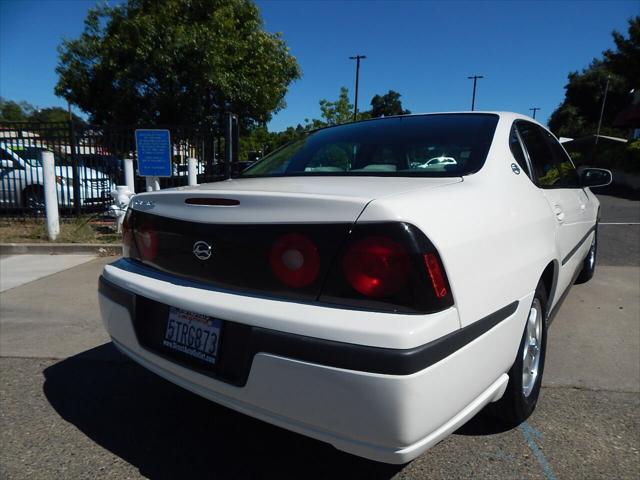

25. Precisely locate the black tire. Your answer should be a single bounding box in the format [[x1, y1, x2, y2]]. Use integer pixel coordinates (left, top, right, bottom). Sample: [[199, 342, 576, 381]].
[[23, 186, 45, 212], [492, 282, 548, 427], [575, 224, 597, 284]]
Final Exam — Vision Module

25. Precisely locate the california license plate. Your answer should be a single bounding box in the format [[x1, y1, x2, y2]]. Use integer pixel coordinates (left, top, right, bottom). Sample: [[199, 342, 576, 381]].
[[163, 307, 221, 365]]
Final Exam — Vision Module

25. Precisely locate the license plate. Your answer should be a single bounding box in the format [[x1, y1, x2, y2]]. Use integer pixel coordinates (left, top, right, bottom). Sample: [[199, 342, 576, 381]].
[[163, 307, 221, 365]]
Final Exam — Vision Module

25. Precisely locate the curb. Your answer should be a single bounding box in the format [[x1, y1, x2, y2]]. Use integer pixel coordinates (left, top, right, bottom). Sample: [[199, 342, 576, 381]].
[[0, 243, 122, 256]]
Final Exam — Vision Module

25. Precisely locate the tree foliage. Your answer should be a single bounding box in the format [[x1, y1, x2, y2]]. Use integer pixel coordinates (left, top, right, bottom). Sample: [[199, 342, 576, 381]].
[[370, 90, 410, 118], [0, 98, 84, 124], [31, 107, 85, 124], [318, 87, 353, 125], [549, 17, 639, 138], [239, 87, 412, 160], [0, 98, 34, 121], [55, 0, 301, 128]]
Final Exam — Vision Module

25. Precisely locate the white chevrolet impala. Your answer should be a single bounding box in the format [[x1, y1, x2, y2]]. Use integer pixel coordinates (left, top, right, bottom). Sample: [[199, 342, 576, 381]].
[[99, 112, 611, 464]]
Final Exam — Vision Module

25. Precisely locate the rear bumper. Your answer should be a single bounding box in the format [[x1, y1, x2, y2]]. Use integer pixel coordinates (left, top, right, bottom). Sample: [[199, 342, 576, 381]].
[[99, 263, 532, 464]]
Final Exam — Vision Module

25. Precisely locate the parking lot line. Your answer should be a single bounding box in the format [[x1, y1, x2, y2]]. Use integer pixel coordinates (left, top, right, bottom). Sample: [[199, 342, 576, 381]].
[[520, 421, 557, 480]]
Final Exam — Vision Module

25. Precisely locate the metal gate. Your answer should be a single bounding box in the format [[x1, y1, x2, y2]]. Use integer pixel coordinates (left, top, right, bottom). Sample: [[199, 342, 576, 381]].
[[0, 120, 236, 217]]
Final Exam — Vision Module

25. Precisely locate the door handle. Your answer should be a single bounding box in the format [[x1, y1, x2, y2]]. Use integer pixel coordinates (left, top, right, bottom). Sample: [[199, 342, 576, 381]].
[[553, 205, 565, 222]]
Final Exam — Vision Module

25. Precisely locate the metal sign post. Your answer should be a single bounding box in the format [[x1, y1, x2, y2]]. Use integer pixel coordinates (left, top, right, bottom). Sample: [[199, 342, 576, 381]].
[[224, 113, 238, 179], [135, 129, 172, 191]]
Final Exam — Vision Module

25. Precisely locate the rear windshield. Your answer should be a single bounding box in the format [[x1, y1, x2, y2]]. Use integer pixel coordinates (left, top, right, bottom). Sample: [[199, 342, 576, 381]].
[[242, 113, 499, 178]]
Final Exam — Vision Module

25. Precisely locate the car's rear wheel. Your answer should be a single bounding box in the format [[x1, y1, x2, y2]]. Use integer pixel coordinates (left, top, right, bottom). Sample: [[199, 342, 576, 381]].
[[575, 225, 597, 284], [493, 282, 548, 426]]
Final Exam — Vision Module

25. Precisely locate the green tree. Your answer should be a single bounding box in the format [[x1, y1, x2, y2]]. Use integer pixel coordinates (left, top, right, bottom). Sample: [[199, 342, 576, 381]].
[[29, 107, 85, 125], [239, 125, 271, 160], [55, 0, 301, 128], [318, 87, 353, 125], [369, 90, 411, 118], [0, 98, 34, 121], [549, 17, 638, 138]]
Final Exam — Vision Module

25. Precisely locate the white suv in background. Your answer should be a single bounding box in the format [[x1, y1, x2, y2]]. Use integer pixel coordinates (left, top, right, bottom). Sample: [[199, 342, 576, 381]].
[[0, 142, 114, 210]]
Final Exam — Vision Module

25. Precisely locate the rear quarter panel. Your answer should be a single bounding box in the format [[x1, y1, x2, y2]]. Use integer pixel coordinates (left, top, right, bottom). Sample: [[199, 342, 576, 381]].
[[358, 115, 557, 328]]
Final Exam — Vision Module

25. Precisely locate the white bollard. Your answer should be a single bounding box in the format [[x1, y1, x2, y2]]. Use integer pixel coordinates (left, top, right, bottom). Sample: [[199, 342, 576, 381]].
[[187, 157, 198, 186], [42, 151, 60, 241], [145, 176, 160, 192], [124, 157, 135, 193]]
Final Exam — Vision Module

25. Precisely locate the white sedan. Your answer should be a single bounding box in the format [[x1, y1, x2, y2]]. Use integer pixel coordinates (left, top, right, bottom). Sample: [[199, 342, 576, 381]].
[[98, 112, 611, 464]]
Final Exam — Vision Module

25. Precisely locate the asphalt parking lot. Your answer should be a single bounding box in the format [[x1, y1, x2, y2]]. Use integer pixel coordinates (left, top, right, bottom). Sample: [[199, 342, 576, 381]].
[[0, 194, 638, 479]]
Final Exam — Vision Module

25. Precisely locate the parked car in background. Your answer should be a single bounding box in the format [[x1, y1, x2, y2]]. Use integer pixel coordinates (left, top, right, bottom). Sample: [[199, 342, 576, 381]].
[[77, 153, 124, 182], [174, 160, 205, 177], [0, 143, 114, 210], [99, 112, 611, 464]]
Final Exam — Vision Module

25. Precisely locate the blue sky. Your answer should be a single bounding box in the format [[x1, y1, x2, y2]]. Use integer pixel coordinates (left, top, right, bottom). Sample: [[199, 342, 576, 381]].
[[1, 0, 637, 131]]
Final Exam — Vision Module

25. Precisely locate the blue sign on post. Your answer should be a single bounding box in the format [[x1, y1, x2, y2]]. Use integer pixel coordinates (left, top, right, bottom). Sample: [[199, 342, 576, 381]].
[[135, 129, 172, 177]]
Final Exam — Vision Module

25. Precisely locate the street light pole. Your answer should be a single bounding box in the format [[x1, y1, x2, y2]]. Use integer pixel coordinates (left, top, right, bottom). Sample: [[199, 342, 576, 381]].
[[529, 107, 541, 119], [467, 75, 484, 111], [349, 55, 366, 121]]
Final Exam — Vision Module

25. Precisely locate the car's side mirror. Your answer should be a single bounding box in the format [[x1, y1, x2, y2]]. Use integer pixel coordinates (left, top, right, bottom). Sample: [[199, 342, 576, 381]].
[[0, 159, 14, 169], [580, 168, 612, 188]]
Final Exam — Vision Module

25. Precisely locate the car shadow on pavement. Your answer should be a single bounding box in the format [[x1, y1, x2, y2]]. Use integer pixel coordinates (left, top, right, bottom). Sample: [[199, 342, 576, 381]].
[[453, 408, 514, 436], [42, 343, 403, 479]]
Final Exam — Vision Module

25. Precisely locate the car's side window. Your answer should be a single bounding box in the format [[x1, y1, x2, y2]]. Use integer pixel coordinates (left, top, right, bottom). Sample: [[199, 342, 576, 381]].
[[509, 124, 531, 179], [516, 121, 578, 189], [541, 130, 581, 188]]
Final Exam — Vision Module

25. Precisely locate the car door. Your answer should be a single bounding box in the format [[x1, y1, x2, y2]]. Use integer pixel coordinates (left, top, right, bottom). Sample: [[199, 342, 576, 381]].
[[0, 147, 24, 207], [515, 121, 586, 298]]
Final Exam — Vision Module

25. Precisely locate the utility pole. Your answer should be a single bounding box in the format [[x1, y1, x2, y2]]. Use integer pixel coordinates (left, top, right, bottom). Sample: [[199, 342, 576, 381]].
[[592, 75, 611, 162], [467, 75, 483, 111], [349, 55, 366, 121], [529, 107, 541, 119], [595, 75, 611, 146]]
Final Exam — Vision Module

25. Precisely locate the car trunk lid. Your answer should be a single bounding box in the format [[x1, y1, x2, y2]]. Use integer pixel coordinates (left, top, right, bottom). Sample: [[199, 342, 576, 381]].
[[131, 176, 462, 223], [126, 176, 461, 304]]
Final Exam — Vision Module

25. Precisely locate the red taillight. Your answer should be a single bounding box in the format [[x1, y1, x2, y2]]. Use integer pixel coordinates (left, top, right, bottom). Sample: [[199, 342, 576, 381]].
[[343, 236, 410, 297], [270, 233, 320, 288], [424, 253, 447, 298], [136, 224, 158, 261]]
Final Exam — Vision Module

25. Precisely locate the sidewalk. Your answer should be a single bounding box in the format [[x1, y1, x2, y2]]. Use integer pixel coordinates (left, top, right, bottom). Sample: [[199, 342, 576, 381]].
[[0, 254, 97, 293], [0, 256, 114, 359]]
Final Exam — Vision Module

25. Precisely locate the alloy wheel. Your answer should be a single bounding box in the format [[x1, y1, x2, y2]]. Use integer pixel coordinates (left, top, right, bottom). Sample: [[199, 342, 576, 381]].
[[522, 298, 543, 397]]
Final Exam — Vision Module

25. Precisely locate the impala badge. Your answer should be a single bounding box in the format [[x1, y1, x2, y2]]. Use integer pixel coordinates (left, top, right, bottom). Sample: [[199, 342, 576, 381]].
[[511, 163, 521, 175], [193, 241, 212, 261], [132, 199, 155, 210]]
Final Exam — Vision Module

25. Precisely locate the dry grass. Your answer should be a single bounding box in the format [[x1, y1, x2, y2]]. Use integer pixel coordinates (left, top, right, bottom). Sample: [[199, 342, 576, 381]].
[[0, 216, 121, 244]]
